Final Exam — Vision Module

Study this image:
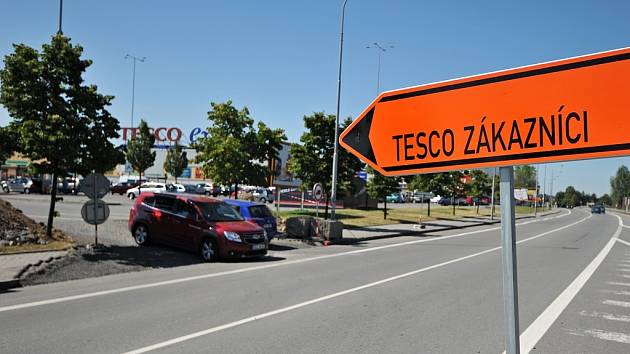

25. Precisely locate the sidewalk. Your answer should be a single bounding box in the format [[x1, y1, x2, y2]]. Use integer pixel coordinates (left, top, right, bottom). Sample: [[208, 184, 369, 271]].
[[341, 209, 561, 242], [0, 250, 69, 291]]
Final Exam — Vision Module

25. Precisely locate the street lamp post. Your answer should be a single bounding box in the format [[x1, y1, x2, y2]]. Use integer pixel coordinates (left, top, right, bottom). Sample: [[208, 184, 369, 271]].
[[366, 42, 394, 95], [330, 0, 348, 221], [57, 0, 63, 34], [124, 54, 146, 129]]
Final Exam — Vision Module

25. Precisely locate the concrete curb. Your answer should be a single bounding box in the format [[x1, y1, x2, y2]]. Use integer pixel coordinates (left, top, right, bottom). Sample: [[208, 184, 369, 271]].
[[0, 251, 71, 291]]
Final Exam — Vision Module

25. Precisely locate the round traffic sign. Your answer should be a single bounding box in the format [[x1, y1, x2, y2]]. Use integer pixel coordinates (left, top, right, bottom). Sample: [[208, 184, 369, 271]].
[[312, 183, 324, 202], [81, 199, 110, 225], [81, 173, 111, 199]]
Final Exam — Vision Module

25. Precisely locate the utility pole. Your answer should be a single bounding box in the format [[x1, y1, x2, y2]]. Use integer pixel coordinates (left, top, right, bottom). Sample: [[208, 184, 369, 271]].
[[366, 42, 394, 95], [330, 0, 348, 221], [124, 54, 146, 128], [57, 0, 63, 34]]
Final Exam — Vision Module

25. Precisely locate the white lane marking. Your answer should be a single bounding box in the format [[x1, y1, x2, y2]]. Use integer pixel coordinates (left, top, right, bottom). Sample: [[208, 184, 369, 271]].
[[579, 310, 630, 323], [601, 289, 630, 296], [603, 299, 630, 308], [617, 268, 630, 272], [608, 282, 630, 287], [123, 212, 591, 354], [617, 238, 630, 247], [514, 213, 622, 354], [568, 328, 630, 344], [618, 274, 630, 279], [0, 210, 574, 313]]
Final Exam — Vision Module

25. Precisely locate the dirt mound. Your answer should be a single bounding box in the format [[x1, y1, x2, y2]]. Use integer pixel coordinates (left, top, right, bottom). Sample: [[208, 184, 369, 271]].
[[0, 199, 72, 247]]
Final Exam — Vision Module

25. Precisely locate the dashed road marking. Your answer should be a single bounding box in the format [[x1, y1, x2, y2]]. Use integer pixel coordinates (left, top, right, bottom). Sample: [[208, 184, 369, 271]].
[[603, 299, 630, 308], [601, 289, 630, 296], [567, 328, 630, 344], [579, 310, 630, 323], [608, 282, 630, 287]]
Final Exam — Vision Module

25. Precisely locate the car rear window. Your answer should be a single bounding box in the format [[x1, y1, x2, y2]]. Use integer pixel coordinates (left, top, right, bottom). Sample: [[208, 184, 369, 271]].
[[248, 205, 273, 218], [194, 202, 244, 222]]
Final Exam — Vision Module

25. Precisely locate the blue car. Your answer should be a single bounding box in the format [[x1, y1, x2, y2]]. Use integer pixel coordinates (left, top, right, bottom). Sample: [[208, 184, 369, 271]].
[[223, 199, 278, 240]]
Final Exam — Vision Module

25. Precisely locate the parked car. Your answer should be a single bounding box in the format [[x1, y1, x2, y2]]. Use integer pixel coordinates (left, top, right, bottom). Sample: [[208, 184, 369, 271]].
[[166, 183, 186, 193], [252, 188, 274, 203], [195, 182, 221, 197], [438, 197, 452, 206], [224, 199, 278, 240], [386, 193, 403, 203], [111, 182, 139, 195], [411, 192, 433, 203], [128, 192, 268, 261], [591, 205, 605, 214], [57, 177, 80, 194], [126, 182, 167, 199], [430, 195, 443, 203], [6, 177, 33, 194], [182, 184, 198, 194], [1, 180, 8, 193]]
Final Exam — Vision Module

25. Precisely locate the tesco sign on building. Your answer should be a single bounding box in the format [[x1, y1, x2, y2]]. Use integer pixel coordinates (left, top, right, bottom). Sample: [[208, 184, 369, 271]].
[[121, 127, 208, 145]]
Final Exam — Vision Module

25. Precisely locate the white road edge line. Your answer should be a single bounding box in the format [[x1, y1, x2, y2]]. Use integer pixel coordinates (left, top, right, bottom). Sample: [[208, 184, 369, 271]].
[[617, 238, 630, 247], [121, 212, 591, 354], [510, 213, 623, 354], [0, 210, 572, 313]]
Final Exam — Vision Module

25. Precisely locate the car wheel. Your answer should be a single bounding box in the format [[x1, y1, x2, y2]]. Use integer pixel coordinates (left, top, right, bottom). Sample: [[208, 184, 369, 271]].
[[205, 191, 210, 196], [200, 238, 218, 262], [24, 188, 30, 194], [260, 197, 266, 203], [128, 193, 135, 200], [133, 224, 150, 246]]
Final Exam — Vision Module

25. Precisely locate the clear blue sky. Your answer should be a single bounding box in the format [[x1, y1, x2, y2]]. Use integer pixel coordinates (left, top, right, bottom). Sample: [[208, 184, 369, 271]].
[[1, 0, 629, 196]]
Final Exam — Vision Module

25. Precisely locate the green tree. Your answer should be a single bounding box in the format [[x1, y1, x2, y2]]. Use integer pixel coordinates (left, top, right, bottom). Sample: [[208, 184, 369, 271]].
[[0, 126, 18, 164], [599, 193, 612, 206], [366, 167, 401, 219], [289, 112, 363, 219], [408, 172, 466, 215], [0, 34, 122, 237], [164, 142, 188, 183], [469, 170, 491, 214], [610, 165, 630, 208], [192, 101, 287, 197], [126, 120, 156, 191], [562, 186, 580, 208], [514, 165, 537, 189]]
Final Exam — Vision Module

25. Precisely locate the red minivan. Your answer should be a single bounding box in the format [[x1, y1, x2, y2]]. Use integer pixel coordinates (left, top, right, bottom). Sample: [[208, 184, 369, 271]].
[[128, 192, 268, 261]]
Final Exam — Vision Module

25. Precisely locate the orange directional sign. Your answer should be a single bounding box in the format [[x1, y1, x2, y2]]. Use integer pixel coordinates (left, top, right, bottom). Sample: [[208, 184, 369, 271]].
[[340, 47, 630, 176]]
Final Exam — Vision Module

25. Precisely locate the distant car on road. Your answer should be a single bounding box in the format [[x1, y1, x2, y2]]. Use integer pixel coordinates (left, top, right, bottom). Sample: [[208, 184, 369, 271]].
[[591, 205, 605, 214], [6, 177, 33, 194], [386, 193, 403, 203], [252, 188, 274, 203], [127, 182, 167, 199], [166, 183, 186, 193], [111, 182, 139, 195], [128, 192, 268, 261], [195, 182, 221, 197], [224, 199, 278, 240], [430, 195, 443, 203]]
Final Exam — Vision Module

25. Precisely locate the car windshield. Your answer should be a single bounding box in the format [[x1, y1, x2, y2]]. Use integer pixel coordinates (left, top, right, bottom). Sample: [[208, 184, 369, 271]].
[[194, 201, 244, 222], [248, 205, 273, 218]]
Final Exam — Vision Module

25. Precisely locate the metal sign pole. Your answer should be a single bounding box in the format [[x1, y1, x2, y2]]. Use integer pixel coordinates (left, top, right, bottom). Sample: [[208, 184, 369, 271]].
[[491, 168, 496, 221], [499, 166, 520, 354], [93, 174, 98, 246]]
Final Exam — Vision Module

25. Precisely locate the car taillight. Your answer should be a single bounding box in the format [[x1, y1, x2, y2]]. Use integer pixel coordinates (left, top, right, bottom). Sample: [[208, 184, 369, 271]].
[[153, 210, 162, 218]]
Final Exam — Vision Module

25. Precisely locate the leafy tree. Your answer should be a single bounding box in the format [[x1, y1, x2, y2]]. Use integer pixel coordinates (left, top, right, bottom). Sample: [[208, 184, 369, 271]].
[[407, 172, 466, 215], [0, 34, 122, 237], [514, 165, 537, 189], [126, 119, 156, 191], [610, 165, 630, 208], [561, 186, 580, 208], [469, 170, 491, 214], [192, 101, 286, 198], [366, 167, 401, 219], [164, 141, 188, 183], [599, 193, 612, 206], [0, 126, 18, 164], [289, 112, 363, 219], [255, 121, 287, 186]]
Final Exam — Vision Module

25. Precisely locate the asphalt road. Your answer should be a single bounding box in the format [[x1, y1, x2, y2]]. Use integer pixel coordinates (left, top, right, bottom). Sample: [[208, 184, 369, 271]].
[[1, 207, 629, 353]]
